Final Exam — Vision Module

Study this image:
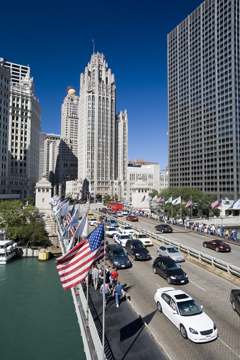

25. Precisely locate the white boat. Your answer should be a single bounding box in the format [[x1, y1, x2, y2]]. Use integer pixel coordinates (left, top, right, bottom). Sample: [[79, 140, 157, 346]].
[[0, 240, 17, 264]]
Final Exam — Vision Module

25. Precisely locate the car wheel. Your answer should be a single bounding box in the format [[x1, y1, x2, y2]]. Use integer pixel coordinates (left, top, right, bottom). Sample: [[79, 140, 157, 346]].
[[167, 276, 171, 284], [203, 243, 207, 248], [157, 301, 162, 312], [153, 267, 157, 274], [232, 301, 236, 311], [215, 247, 219, 252], [180, 325, 188, 339]]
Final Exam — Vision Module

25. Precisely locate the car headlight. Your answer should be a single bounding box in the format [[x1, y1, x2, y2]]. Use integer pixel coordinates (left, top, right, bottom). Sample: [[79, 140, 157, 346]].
[[213, 323, 217, 330], [170, 276, 176, 279], [185, 274, 188, 278], [127, 260, 130, 264], [135, 253, 140, 256], [113, 261, 119, 265], [189, 327, 198, 334]]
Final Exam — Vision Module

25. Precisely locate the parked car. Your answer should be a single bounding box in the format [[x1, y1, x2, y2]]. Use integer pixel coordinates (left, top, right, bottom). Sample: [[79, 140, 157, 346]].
[[106, 219, 119, 228], [157, 245, 185, 262], [155, 224, 173, 233], [203, 240, 231, 252], [131, 232, 153, 246], [152, 256, 188, 284], [125, 239, 151, 261], [154, 287, 218, 343], [105, 226, 118, 238], [230, 289, 240, 315], [113, 233, 131, 247], [105, 244, 131, 269], [89, 218, 98, 226], [119, 225, 135, 236], [126, 215, 138, 222]]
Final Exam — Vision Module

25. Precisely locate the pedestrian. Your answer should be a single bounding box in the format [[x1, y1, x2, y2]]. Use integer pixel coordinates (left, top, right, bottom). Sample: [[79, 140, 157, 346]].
[[110, 268, 119, 286], [114, 281, 125, 308], [99, 266, 105, 286], [92, 265, 100, 290], [217, 226, 220, 237], [221, 225, 225, 237], [233, 229, 237, 241], [100, 282, 111, 305], [225, 229, 229, 239]]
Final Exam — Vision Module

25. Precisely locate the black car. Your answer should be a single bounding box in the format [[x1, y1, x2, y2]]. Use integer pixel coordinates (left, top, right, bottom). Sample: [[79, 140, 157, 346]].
[[125, 239, 151, 261], [152, 256, 188, 284], [230, 289, 240, 315], [155, 224, 173, 233], [105, 244, 131, 269]]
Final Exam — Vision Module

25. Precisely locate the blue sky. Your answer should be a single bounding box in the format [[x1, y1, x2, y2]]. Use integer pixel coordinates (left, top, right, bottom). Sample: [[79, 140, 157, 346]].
[[1, 0, 203, 170]]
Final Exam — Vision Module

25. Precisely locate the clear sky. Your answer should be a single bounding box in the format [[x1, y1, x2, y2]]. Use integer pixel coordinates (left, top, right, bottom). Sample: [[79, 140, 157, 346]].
[[1, 0, 203, 171]]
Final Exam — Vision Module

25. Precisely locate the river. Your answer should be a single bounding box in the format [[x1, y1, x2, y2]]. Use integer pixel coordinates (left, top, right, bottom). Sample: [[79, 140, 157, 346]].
[[0, 256, 86, 360]]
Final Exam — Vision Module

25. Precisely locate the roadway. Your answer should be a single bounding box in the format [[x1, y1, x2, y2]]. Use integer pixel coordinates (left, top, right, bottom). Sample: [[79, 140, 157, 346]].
[[86, 210, 240, 360]]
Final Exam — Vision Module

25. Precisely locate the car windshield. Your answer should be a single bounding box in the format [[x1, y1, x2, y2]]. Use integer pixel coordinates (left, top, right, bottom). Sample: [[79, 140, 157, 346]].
[[113, 250, 125, 257], [215, 241, 225, 245], [109, 220, 116, 224], [121, 235, 130, 239], [108, 228, 116, 231], [166, 263, 181, 270], [138, 234, 147, 238], [125, 227, 132, 230], [177, 300, 203, 316], [167, 248, 178, 253], [133, 244, 144, 249]]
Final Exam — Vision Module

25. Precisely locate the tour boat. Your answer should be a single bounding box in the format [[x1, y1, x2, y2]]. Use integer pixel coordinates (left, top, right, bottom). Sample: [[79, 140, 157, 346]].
[[0, 240, 17, 264]]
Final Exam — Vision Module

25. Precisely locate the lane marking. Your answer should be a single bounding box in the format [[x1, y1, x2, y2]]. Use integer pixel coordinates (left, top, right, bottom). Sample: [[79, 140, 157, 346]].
[[131, 262, 137, 267], [151, 256, 156, 260], [156, 283, 161, 288], [190, 281, 206, 291], [218, 338, 240, 358]]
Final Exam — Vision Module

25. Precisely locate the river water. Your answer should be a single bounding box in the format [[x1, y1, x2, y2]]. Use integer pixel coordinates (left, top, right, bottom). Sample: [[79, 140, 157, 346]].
[[0, 257, 86, 360]]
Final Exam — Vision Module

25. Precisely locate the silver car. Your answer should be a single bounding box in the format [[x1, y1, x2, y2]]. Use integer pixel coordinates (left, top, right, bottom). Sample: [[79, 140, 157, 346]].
[[157, 245, 185, 262]]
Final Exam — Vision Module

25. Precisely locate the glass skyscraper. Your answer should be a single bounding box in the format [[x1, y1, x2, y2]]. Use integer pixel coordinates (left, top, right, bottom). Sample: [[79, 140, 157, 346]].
[[168, 0, 240, 199]]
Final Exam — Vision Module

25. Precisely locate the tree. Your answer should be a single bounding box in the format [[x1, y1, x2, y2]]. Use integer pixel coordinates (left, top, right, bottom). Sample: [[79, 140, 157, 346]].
[[0, 200, 48, 244], [149, 189, 158, 198], [95, 193, 102, 201], [24, 196, 34, 205]]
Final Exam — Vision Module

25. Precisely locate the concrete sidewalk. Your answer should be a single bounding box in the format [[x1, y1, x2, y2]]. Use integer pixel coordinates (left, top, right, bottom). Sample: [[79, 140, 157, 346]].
[[86, 285, 167, 360]]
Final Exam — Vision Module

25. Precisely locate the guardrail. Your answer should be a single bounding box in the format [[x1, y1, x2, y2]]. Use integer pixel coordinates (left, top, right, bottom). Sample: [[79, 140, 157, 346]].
[[94, 211, 240, 279]]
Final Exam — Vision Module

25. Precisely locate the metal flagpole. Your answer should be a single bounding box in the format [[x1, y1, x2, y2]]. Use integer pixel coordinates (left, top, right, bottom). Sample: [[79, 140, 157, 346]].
[[102, 222, 106, 360], [86, 202, 90, 328]]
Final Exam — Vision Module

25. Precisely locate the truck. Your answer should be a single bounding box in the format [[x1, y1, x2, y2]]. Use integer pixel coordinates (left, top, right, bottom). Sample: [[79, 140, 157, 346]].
[[108, 202, 123, 212]]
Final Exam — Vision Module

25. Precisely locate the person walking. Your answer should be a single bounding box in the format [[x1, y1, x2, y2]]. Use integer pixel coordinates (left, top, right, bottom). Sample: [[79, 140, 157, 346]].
[[100, 282, 111, 305], [114, 281, 125, 307], [221, 225, 225, 237], [110, 268, 119, 286], [225, 229, 229, 239], [92, 265, 100, 290]]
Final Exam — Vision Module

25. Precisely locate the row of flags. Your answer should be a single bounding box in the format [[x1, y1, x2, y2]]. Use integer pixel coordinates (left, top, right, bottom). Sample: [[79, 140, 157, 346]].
[[141, 193, 222, 209]]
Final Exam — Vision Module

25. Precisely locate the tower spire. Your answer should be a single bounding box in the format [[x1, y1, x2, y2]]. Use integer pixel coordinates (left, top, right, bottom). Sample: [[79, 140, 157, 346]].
[[92, 39, 95, 54]]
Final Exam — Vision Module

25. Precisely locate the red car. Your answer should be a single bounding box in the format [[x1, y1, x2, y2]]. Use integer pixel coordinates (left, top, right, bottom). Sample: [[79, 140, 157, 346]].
[[126, 215, 138, 222], [203, 240, 231, 252]]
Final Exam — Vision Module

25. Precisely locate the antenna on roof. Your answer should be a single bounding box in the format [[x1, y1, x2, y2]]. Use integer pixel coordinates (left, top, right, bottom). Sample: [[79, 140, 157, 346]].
[[92, 39, 95, 54]]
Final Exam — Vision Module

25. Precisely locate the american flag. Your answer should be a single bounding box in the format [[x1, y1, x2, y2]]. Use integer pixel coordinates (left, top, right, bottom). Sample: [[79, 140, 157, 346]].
[[56, 221, 105, 290], [141, 195, 146, 202], [185, 198, 192, 208], [211, 198, 222, 209], [157, 196, 164, 203]]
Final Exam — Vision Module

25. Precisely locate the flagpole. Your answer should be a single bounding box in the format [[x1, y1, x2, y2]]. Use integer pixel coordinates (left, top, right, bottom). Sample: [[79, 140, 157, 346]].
[[102, 221, 106, 360], [86, 203, 89, 328]]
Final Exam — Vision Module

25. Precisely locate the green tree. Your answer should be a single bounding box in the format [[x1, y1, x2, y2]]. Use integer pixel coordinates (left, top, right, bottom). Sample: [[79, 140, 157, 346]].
[[0, 200, 48, 244], [149, 189, 158, 198], [95, 193, 102, 201], [24, 196, 35, 205]]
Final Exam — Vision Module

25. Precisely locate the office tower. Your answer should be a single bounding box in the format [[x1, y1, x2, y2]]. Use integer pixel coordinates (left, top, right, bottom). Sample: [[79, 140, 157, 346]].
[[168, 0, 240, 199], [6, 60, 41, 199], [1, 59, 30, 84], [61, 87, 79, 158], [116, 110, 128, 181], [78, 52, 128, 199], [0, 62, 10, 193], [43, 133, 60, 185], [39, 132, 46, 180]]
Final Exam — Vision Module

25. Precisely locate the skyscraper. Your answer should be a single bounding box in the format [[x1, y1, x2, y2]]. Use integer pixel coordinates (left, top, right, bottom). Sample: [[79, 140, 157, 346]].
[[3, 58, 41, 199], [78, 52, 128, 199], [0, 62, 10, 193], [168, 0, 240, 199]]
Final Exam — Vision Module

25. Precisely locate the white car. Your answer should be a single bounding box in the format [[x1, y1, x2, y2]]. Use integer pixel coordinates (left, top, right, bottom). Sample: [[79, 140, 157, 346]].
[[106, 226, 118, 238], [122, 210, 128, 215], [119, 225, 135, 236], [89, 218, 98, 226], [132, 232, 153, 246], [113, 233, 131, 247], [117, 211, 123, 217], [157, 245, 185, 262], [154, 287, 218, 343]]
